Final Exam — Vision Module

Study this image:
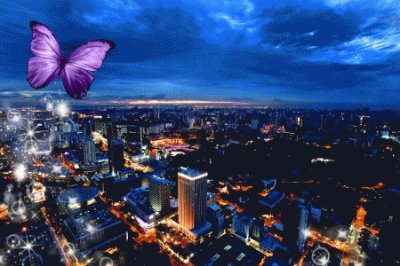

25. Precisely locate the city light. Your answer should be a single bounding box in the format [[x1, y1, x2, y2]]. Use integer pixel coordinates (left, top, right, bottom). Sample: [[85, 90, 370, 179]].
[[0, 104, 397, 265], [1, 1, 399, 264]]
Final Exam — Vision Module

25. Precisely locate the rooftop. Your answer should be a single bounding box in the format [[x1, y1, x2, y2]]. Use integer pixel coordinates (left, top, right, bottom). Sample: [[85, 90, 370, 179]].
[[192, 234, 263, 266], [58, 187, 99, 204], [209, 203, 222, 212], [178, 167, 207, 180], [149, 175, 170, 185], [260, 235, 282, 251], [258, 191, 285, 209]]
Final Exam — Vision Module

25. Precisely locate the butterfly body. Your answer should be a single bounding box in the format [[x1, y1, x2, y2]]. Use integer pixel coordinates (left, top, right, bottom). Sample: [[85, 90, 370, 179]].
[[27, 21, 114, 99]]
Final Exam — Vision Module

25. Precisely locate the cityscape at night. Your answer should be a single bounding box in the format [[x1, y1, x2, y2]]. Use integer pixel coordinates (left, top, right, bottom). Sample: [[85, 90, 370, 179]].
[[1, 0, 400, 266], [0, 104, 399, 265]]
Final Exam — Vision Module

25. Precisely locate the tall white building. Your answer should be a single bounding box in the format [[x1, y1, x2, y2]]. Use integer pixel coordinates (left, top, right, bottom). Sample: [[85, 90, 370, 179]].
[[83, 138, 96, 165], [297, 207, 309, 253], [178, 167, 208, 230], [149, 175, 170, 217]]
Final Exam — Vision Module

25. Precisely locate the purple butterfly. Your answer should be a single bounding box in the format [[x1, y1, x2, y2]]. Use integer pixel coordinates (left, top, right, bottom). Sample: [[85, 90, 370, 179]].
[[27, 21, 115, 99]]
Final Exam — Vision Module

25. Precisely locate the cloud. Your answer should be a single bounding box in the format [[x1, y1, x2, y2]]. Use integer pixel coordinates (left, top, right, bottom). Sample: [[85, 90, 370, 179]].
[[260, 7, 361, 48], [81, 0, 141, 26], [0, 0, 400, 108]]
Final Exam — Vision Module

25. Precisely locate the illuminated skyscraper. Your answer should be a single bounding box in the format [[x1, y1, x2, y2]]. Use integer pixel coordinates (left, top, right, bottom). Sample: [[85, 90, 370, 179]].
[[283, 203, 310, 254], [149, 175, 170, 217], [83, 138, 96, 165], [297, 206, 309, 253], [178, 167, 208, 230]]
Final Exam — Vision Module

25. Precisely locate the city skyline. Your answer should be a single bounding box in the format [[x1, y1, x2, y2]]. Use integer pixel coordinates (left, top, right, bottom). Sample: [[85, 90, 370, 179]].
[[0, 104, 399, 265], [0, 2, 400, 265], [1, 1, 400, 108]]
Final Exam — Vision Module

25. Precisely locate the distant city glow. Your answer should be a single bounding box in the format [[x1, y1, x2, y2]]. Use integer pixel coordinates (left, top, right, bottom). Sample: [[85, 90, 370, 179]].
[[127, 100, 247, 106]]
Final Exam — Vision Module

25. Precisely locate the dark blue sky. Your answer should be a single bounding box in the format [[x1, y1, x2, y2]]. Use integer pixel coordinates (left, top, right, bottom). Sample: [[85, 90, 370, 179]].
[[1, 0, 400, 108]]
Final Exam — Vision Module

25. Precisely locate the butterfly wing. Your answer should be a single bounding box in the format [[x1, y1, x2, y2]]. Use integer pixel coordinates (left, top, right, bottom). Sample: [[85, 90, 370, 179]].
[[61, 65, 93, 99], [61, 40, 114, 99], [27, 21, 62, 88]]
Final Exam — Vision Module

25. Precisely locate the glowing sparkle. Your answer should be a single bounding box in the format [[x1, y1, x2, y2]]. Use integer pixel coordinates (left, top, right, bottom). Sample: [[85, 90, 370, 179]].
[[12, 115, 21, 123], [52, 165, 63, 173], [100, 257, 114, 266], [66, 248, 74, 256], [86, 224, 96, 233], [63, 243, 75, 256], [56, 102, 69, 117], [46, 102, 54, 111], [27, 130, 34, 137], [303, 228, 312, 238], [337, 229, 348, 239], [24, 242, 33, 251], [68, 197, 78, 205], [318, 255, 329, 265], [17, 207, 25, 215], [14, 164, 27, 182]]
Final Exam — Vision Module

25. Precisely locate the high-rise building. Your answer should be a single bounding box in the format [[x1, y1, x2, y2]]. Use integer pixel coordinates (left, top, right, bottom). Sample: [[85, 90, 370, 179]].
[[106, 124, 115, 172], [297, 207, 309, 253], [294, 115, 303, 129], [207, 203, 224, 237], [149, 175, 170, 217], [83, 138, 96, 165], [250, 217, 265, 242], [83, 118, 94, 137], [110, 138, 124, 173], [178, 167, 208, 230], [282, 203, 310, 254], [232, 213, 254, 241]]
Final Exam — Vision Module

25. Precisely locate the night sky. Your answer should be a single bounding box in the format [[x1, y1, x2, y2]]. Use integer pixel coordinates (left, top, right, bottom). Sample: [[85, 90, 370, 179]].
[[1, 0, 400, 108]]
